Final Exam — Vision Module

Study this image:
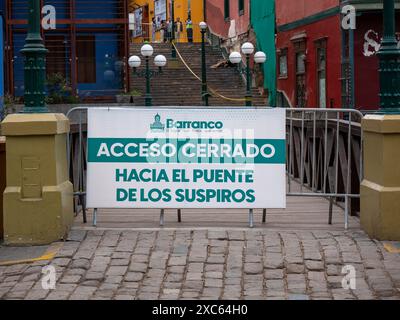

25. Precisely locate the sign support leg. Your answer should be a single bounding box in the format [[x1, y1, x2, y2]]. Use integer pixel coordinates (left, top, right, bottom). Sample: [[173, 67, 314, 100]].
[[328, 197, 334, 225], [262, 209, 267, 224], [249, 209, 254, 228], [345, 196, 349, 230], [93, 208, 97, 227], [160, 209, 165, 226], [177, 209, 182, 223]]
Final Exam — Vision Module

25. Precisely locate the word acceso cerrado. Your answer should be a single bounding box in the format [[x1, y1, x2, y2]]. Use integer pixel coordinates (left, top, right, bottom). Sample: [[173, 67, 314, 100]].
[[90, 138, 285, 164]]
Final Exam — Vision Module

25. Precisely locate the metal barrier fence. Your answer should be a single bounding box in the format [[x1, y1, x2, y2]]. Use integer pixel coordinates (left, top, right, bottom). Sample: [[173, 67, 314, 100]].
[[66, 107, 363, 229], [286, 108, 363, 229]]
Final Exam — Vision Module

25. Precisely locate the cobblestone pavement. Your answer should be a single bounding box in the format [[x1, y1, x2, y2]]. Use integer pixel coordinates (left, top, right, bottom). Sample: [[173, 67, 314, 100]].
[[0, 229, 399, 300]]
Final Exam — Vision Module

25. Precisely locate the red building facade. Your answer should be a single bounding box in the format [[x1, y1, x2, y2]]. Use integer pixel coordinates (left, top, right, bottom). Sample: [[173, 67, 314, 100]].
[[276, 0, 341, 108], [352, 10, 400, 110], [276, 0, 400, 110], [205, 0, 250, 49]]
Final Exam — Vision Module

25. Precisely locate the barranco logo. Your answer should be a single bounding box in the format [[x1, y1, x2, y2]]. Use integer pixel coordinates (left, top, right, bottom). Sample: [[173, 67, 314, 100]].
[[166, 119, 224, 130], [150, 114, 224, 131], [150, 114, 165, 132]]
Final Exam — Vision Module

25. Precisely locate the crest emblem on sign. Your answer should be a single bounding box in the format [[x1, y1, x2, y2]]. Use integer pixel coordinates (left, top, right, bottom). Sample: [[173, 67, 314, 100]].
[[150, 113, 165, 131]]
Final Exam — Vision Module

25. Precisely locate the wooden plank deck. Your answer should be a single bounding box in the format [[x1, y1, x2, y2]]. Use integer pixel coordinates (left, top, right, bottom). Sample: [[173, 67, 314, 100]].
[[73, 182, 360, 231]]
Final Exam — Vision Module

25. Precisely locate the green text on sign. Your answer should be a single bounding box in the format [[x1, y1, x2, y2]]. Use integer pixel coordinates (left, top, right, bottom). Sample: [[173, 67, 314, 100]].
[[88, 138, 286, 164]]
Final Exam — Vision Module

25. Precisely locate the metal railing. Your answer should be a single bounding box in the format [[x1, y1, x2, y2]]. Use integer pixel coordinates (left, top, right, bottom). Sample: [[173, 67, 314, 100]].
[[66, 106, 363, 229], [286, 108, 363, 229]]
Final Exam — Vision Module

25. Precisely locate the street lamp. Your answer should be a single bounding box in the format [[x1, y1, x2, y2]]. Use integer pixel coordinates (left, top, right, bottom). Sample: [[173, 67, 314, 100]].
[[171, 0, 176, 59], [229, 42, 266, 107], [199, 21, 209, 106], [129, 44, 167, 107], [21, 0, 48, 113], [377, 0, 400, 112]]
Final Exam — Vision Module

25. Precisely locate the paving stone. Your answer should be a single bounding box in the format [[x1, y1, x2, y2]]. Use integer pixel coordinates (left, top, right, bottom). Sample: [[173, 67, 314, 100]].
[[69, 286, 97, 300], [264, 269, 284, 279], [110, 259, 130, 266], [207, 255, 225, 264], [24, 289, 48, 300], [60, 275, 82, 284], [52, 258, 71, 267], [264, 253, 284, 269], [114, 294, 135, 300], [305, 260, 324, 271], [204, 279, 223, 288], [286, 263, 305, 274], [186, 273, 203, 281], [81, 280, 100, 287], [288, 294, 310, 300], [106, 266, 128, 276], [129, 262, 148, 273], [205, 271, 223, 279], [244, 263, 263, 275], [124, 272, 144, 282], [105, 275, 123, 284], [205, 264, 224, 272], [46, 291, 71, 300], [168, 257, 187, 266], [71, 259, 91, 270], [22, 273, 41, 282], [327, 264, 340, 276], [84, 272, 105, 281]]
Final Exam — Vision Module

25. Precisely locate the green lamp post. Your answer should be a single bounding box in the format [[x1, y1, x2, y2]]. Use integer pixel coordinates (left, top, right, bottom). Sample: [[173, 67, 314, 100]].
[[377, 0, 400, 113], [21, 0, 48, 113], [199, 21, 209, 106], [229, 43, 267, 107], [129, 44, 167, 107], [171, 0, 177, 59]]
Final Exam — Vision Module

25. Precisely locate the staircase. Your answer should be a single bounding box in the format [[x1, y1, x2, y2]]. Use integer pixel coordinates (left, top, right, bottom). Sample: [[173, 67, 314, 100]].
[[128, 43, 267, 107]]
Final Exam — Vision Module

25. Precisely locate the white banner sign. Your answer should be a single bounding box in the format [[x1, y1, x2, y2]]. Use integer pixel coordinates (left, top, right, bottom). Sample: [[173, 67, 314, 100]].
[[87, 108, 286, 209]]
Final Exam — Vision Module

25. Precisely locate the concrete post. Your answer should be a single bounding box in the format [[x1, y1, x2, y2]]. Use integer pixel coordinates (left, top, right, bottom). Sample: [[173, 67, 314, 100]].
[[1, 113, 74, 245], [361, 115, 400, 240]]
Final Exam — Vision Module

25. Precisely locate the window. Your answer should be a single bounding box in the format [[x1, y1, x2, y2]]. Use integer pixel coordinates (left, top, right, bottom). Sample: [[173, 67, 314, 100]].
[[296, 52, 306, 74], [76, 35, 96, 83], [315, 39, 327, 108], [278, 48, 288, 78], [45, 35, 67, 78], [238, 0, 244, 16], [293, 39, 306, 107], [224, 0, 230, 20]]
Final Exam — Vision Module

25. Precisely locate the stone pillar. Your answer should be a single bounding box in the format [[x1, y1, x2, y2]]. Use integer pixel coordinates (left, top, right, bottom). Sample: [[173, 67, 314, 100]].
[[361, 115, 400, 240], [1, 113, 74, 245]]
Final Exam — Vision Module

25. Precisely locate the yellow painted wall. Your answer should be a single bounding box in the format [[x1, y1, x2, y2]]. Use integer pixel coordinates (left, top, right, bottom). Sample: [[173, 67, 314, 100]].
[[130, 0, 204, 43]]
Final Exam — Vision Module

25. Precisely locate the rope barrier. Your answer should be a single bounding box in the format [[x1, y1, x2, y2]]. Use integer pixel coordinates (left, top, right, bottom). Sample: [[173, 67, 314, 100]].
[[172, 42, 247, 103]]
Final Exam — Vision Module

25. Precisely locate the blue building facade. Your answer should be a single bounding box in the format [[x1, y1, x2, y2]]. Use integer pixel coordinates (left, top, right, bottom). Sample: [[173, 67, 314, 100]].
[[5, 0, 130, 101]]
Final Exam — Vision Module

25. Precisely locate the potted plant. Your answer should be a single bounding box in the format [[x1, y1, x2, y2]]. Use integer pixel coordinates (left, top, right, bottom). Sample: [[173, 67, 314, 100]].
[[116, 89, 142, 104], [45, 73, 80, 105]]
